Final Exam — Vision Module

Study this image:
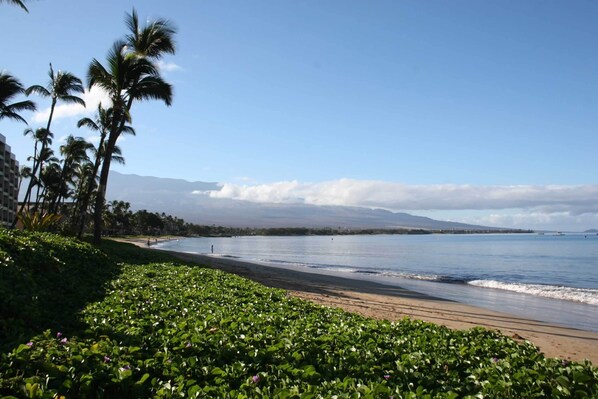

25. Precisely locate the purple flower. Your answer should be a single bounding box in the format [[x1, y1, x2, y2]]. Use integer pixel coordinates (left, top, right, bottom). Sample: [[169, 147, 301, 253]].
[[104, 356, 111, 363], [56, 332, 62, 338], [26, 341, 33, 348], [562, 360, 570, 367], [119, 365, 131, 372], [492, 357, 499, 363], [60, 338, 68, 344], [252, 374, 260, 383], [186, 342, 192, 348], [383, 374, 390, 380]]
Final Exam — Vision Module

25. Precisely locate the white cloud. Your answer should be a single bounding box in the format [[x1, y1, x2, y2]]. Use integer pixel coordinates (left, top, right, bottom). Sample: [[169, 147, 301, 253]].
[[32, 86, 111, 124], [204, 180, 598, 230], [208, 179, 598, 214], [157, 60, 182, 72]]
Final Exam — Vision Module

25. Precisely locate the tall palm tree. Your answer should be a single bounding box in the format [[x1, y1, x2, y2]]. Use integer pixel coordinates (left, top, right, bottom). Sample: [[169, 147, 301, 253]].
[[0, 0, 28, 12], [26, 64, 86, 131], [13, 127, 50, 227], [0, 72, 36, 124], [21, 64, 85, 212], [88, 9, 175, 242], [48, 135, 94, 213], [13, 127, 53, 227], [74, 105, 134, 237]]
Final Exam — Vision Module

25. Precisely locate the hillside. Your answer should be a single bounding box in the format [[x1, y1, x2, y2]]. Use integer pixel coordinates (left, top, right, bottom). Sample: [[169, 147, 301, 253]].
[[106, 172, 502, 230]]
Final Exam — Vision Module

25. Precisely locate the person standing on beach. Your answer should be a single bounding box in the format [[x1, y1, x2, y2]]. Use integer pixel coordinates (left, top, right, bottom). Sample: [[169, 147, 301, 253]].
[[211, 245, 214, 254]]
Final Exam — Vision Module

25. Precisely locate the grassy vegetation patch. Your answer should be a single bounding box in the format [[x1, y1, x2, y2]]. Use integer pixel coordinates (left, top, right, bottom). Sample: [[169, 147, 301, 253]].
[[0, 229, 120, 352], [0, 230, 596, 398]]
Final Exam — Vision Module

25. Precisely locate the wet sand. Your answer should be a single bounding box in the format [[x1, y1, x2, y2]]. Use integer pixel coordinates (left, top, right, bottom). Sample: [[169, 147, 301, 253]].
[[114, 237, 598, 363]]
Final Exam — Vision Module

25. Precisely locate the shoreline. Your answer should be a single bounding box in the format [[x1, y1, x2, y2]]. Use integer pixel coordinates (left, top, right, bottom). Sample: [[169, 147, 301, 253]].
[[113, 237, 598, 363]]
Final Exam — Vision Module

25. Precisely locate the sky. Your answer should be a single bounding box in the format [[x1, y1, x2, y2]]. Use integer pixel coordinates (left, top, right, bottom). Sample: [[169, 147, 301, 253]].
[[1, 0, 597, 231]]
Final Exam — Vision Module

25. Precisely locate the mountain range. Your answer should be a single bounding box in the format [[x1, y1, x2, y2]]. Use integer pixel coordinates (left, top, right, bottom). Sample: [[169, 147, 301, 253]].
[[105, 172, 502, 231]]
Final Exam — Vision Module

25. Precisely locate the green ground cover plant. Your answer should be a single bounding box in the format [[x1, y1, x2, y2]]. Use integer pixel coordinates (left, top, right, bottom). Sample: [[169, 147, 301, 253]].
[[0, 230, 596, 398], [0, 229, 119, 353]]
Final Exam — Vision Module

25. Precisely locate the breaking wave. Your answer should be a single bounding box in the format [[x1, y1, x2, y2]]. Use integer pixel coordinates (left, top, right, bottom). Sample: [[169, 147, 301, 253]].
[[468, 280, 598, 306], [254, 257, 598, 306]]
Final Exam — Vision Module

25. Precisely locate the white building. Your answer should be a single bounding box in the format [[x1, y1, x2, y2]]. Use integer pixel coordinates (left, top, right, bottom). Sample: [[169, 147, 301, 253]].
[[0, 134, 19, 228]]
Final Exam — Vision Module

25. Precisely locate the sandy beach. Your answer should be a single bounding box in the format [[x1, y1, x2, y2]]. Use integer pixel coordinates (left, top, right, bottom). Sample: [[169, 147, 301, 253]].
[[115, 237, 598, 364]]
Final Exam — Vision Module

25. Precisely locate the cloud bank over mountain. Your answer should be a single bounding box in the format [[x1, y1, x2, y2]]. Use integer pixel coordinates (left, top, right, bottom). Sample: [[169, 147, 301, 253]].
[[105, 172, 598, 231], [105, 173, 494, 230], [206, 180, 598, 216]]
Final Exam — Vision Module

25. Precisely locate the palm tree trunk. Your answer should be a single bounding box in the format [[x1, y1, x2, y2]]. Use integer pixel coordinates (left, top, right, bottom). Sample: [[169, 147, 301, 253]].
[[92, 135, 117, 243], [76, 136, 105, 238], [33, 99, 56, 212], [13, 142, 40, 228], [92, 100, 131, 243]]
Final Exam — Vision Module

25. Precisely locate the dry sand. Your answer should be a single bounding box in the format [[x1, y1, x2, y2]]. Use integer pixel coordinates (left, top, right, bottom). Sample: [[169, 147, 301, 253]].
[[115, 237, 598, 364]]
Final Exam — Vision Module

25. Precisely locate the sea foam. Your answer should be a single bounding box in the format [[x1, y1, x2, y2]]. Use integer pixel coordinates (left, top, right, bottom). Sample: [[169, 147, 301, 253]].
[[468, 280, 598, 306]]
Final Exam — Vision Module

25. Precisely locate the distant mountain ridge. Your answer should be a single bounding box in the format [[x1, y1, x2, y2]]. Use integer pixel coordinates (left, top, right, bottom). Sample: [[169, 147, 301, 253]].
[[106, 172, 502, 230]]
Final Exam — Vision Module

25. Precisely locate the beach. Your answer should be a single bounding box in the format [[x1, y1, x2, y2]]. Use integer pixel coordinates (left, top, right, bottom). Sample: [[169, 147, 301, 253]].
[[117, 237, 598, 364]]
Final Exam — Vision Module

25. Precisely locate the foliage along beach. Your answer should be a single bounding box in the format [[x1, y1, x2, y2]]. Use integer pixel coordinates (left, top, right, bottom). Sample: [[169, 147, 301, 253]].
[[2, 2, 597, 397], [1, 229, 597, 398]]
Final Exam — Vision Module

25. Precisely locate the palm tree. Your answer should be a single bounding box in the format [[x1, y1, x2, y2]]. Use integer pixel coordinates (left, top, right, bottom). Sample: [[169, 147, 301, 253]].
[[13, 127, 53, 227], [48, 135, 94, 214], [74, 104, 134, 237], [38, 157, 61, 213], [21, 64, 85, 213], [87, 9, 175, 242], [18, 165, 32, 197], [0, 0, 28, 12], [14, 127, 50, 226], [125, 8, 176, 59], [26, 64, 85, 131], [0, 72, 36, 124]]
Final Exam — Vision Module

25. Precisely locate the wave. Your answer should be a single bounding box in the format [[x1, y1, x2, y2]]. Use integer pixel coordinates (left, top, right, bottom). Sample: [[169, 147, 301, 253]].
[[235, 256, 598, 306], [468, 280, 598, 306], [257, 258, 356, 273], [257, 258, 468, 283]]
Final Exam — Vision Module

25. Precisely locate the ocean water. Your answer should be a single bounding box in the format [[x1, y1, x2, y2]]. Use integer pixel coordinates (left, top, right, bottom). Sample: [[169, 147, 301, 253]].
[[156, 233, 598, 331]]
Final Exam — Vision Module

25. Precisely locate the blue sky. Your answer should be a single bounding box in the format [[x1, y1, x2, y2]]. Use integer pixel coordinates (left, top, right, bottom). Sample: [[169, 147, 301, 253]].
[[1, 0, 597, 230]]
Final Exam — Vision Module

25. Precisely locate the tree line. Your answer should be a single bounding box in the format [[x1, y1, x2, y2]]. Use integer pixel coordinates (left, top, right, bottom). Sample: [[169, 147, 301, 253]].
[[101, 200, 533, 237], [0, 1, 176, 242]]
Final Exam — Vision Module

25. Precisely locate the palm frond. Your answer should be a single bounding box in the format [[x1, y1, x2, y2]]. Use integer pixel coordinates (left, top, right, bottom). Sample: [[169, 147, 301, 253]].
[[121, 125, 136, 136], [54, 71, 85, 95], [131, 75, 173, 106], [61, 95, 86, 107], [0, 72, 36, 123], [77, 117, 98, 130], [125, 8, 176, 59], [0, 0, 28, 12], [25, 84, 51, 97], [6, 99, 36, 113]]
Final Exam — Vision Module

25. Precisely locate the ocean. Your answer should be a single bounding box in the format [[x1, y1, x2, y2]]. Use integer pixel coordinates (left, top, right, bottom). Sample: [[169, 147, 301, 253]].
[[155, 233, 598, 332]]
